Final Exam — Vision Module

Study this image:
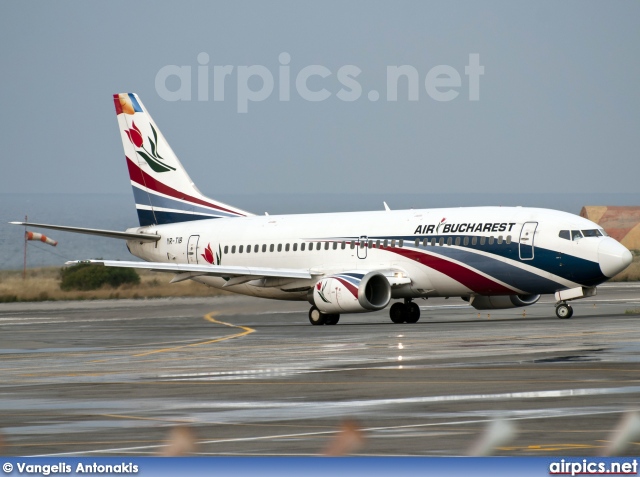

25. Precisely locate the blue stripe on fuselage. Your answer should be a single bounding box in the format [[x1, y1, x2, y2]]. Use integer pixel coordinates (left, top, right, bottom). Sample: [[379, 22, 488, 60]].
[[372, 234, 607, 290], [136, 209, 218, 226], [131, 186, 237, 218]]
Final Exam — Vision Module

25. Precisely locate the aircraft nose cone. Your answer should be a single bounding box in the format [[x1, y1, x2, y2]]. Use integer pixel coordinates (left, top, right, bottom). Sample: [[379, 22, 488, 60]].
[[599, 238, 633, 278]]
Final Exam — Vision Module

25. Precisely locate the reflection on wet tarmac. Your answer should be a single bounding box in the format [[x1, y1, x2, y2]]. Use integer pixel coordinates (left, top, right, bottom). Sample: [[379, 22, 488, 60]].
[[1, 286, 640, 456]]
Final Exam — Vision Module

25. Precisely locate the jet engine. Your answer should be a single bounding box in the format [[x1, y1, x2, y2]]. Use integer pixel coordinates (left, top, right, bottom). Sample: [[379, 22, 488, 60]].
[[467, 294, 540, 310], [312, 271, 391, 314]]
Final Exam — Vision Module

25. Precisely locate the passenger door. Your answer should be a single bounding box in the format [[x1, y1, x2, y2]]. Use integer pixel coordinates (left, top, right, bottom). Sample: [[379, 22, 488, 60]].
[[519, 222, 537, 260], [187, 235, 200, 264], [357, 235, 368, 259]]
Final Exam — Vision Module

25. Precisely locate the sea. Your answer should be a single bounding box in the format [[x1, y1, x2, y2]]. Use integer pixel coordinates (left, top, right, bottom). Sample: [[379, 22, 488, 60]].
[[1, 192, 639, 270]]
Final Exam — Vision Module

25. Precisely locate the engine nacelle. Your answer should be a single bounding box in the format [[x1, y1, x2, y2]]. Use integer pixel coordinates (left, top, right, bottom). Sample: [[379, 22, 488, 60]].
[[468, 294, 540, 310], [313, 271, 391, 314]]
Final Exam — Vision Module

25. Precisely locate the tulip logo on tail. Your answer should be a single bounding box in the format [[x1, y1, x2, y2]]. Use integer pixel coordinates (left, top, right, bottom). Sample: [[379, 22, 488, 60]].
[[124, 121, 176, 173], [201, 243, 222, 265]]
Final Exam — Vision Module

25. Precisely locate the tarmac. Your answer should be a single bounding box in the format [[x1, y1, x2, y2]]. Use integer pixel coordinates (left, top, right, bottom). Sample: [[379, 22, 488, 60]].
[[1, 283, 639, 456]]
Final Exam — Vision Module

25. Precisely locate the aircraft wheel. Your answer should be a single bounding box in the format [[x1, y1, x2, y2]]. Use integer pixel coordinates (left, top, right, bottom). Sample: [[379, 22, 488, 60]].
[[325, 314, 340, 325], [390, 302, 406, 324], [309, 306, 327, 325], [406, 302, 420, 323], [555, 303, 573, 319]]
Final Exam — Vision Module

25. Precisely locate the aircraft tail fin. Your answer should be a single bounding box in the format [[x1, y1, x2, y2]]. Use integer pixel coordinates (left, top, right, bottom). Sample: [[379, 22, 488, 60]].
[[114, 93, 253, 226]]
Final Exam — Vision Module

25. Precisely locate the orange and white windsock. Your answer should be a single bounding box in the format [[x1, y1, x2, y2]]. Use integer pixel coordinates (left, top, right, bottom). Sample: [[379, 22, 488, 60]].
[[26, 231, 58, 247]]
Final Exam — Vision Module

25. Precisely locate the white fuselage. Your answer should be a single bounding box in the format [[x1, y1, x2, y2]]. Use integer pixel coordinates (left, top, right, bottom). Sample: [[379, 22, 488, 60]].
[[126, 206, 619, 301]]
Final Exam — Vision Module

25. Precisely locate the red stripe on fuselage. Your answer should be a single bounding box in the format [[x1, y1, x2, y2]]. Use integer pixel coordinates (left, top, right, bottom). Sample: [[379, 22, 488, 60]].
[[126, 157, 245, 216], [389, 247, 515, 295]]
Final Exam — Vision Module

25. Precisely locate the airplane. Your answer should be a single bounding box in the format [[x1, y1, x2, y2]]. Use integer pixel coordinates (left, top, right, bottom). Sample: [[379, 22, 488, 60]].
[[11, 93, 633, 325]]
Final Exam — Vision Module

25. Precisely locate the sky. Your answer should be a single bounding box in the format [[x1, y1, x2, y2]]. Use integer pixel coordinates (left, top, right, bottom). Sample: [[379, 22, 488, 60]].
[[1, 1, 639, 199]]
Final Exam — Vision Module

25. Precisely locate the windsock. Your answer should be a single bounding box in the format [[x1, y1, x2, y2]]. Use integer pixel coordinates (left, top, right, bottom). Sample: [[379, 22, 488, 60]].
[[26, 231, 58, 247]]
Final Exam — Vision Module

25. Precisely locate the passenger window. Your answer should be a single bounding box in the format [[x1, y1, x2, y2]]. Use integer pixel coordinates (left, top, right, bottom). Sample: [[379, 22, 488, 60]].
[[224, 245, 229, 254], [463, 237, 469, 246], [447, 237, 452, 246], [269, 244, 275, 252], [332, 242, 337, 250], [350, 241, 355, 249], [246, 245, 251, 253], [391, 239, 396, 247], [262, 244, 267, 252], [497, 236, 503, 245], [471, 237, 477, 246], [231, 245, 236, 254], [285, 243, 290, 252], [254, 244, 259, 253], [480, 237, 486, 245], [325, 242, 330, 250], [430, 238, 436, 246], [571, 230, 582, 241], [455, 237, 460, 246], [438, 237, 444, 246], [293, 243, 298, 252], [341, 241, 346, 250], [558, 230, 570, 240], [301, 243, 305, 251], [488, 236, 494, 245], [506, 235, 511, 244], [238, 245, 243, 253], [383, 239, 388, 248], [399, 239, 404, 247], [277, 244, 282, 252]]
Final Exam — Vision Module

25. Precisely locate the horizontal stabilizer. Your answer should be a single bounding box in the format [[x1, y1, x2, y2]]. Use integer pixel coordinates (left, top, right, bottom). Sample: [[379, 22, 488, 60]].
[[10, 222, 160, 242], [65, 260, 313, 280]]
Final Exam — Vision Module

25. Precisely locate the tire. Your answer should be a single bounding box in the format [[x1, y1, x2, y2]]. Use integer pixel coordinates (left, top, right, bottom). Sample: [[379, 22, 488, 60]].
[[406, 302, 420, 323], [555, 303, 573, 319], [390, 302, 406, 324], [325, 314, 340, 325], [309, 306, 326, 325]]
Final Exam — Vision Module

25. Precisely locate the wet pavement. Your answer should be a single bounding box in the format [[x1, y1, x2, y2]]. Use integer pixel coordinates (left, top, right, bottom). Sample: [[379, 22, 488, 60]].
[[1, 283, 639, 456]]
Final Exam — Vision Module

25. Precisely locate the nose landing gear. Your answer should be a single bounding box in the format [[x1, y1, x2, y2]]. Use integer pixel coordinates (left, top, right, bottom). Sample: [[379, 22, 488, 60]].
[[555, 302, 574, 319], [389, 299, 421, 324]]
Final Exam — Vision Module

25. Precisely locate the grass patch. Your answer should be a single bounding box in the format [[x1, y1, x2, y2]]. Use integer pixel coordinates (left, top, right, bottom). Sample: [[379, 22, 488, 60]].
[[0, 267, 231, 302], [625, 309, 640, 315]]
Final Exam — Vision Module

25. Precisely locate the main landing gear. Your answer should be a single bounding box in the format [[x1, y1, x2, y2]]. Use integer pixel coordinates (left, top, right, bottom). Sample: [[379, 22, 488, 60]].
[[308, 306, 340, 326], [389, 299, 421, 324], [555, 302, 574, 319]]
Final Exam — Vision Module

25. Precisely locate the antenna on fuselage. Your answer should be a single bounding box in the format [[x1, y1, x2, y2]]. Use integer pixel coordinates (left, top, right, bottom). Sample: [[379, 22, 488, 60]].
[[383, 202, 391, 211]]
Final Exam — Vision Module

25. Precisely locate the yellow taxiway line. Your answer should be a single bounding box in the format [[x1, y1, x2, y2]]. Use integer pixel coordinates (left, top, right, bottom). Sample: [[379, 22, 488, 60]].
[[132, 311, 255, 357]]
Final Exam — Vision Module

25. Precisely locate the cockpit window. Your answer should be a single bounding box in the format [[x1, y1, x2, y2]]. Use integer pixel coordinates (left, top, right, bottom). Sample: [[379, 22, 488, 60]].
[[559, 230, 570, 240], [600, 229, 608, 237], [581, 229, 602, 237], [571, 230, 583, 241]]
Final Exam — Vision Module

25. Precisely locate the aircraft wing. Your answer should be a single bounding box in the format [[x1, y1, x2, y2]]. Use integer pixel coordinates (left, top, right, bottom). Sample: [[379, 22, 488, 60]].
[[65, 259, 315, 282], [10, 222, 160, 242]]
